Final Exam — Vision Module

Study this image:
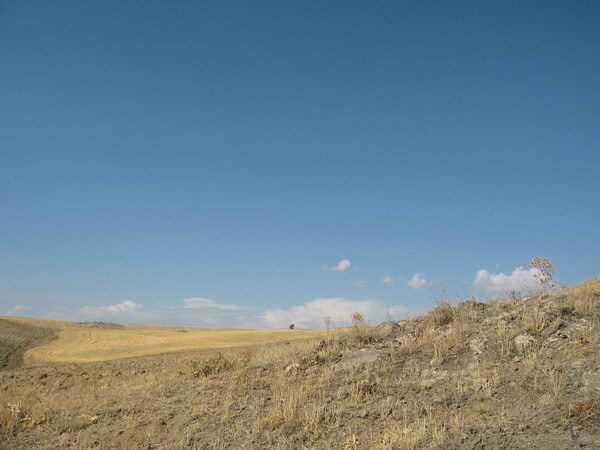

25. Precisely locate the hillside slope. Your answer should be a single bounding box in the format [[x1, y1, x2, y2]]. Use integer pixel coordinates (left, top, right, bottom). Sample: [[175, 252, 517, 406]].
[[0, 319, 57, 370], [1, 278, 599, 448]]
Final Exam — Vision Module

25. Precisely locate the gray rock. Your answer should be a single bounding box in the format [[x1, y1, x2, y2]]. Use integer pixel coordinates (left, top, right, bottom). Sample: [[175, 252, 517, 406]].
[[333, 348, 381, 371], [469, 336, 488, 356], [514, 334, 535, 353]]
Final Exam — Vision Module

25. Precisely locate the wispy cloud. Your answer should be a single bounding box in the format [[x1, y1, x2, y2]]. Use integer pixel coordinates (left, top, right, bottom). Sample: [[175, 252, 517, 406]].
[[472, 266, 542, 293], [50, 300, 146, 322], [6, 304, 33, 316], [47, 298, 257, 327], [407, 273, 428, 290], [322, 259, 352, 272], [352, 280, 368, 288], [182, 297, 238, 310], [382, 275, 396, 286], [46, 295, 412, 329], [261, 297, 410, 329]]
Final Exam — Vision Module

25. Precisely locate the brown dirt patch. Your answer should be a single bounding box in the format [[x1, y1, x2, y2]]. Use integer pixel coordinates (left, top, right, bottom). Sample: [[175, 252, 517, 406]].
[[0, 319, 57, 370]]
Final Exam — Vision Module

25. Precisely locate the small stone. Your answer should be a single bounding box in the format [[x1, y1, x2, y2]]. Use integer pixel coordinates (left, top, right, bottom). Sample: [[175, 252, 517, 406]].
[[284, 363, 300, 374], [469, 336, 487, 356], [514, 334, 535, 353], [571, 360, 584, 369]]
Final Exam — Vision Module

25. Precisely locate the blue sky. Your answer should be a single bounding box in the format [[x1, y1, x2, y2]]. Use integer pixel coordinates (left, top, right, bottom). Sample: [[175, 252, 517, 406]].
[[1, 1, 599, 328]]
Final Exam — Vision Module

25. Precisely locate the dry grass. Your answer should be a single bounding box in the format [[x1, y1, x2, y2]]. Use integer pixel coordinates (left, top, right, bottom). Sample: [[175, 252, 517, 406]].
[[560, 277, 600, 317], [347, 312, 383, 344], [521, 305, 548, 333], [567, 398, 600, 422], [427, 300, 454, 328], [1, 277, 599, 449]]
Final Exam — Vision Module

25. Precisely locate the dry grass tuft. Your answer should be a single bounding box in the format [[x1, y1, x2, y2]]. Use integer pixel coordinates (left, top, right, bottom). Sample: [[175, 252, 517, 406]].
[[566, 398, 600, 422], [189, 350, 253, 377], [560, 277, 599, 317], [0, 402, 44, 437], [521, 305, 548, 333], [428, 300, 454, 328], [348, 312, 382, 344]]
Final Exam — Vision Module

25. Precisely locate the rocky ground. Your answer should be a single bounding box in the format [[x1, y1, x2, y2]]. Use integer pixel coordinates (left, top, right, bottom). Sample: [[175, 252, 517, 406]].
[[1, 278, 599, 449]]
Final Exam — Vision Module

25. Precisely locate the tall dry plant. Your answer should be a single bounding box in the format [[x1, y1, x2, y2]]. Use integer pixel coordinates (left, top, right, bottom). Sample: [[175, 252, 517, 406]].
[[527, 256, 566, 294], [349, 312, 380, 344]]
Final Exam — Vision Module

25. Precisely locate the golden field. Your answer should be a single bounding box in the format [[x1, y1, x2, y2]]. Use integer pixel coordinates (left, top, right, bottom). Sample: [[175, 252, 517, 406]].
[[1, 316, 326, 363]]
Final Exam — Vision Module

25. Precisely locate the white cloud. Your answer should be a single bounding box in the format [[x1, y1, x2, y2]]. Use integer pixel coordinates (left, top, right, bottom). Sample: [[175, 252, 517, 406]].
[[6, 304, 33, 316], [105, 300, 142, 313], [322, 259, 352, 272], [352, 280, 368, 288], [407, 273, 428, 290], [382, 275, 396, 286], [47, 298, 254, 327], [46, 296, 413, 329], [182, 297, 239, 310], [65, 300, 148, 323], [472, 266, 542, 293], [262, 297, 410, 329]]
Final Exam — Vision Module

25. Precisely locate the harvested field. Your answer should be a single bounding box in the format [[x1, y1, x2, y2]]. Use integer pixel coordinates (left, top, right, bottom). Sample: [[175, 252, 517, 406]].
[[1, 317, 325, 364]]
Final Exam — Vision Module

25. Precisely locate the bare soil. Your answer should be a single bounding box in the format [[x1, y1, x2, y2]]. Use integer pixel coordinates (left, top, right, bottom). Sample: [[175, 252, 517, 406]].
[[1, 278, 599, 449], [0, 319, 57, 370]]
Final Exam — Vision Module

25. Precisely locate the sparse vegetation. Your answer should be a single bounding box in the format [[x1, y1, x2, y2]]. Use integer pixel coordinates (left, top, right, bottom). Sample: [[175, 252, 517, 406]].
[[190, 351, 252, 377], [348, 311, 381, 344], [527, 255, 567, 294], [1, 275, 599, 448]]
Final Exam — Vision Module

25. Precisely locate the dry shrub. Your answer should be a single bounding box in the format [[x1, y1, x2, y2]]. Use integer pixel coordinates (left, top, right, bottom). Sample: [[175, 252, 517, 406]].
[[540, 365, 564, 398], [0, 403, 21, 436], [489, 297, 507, 314], [472, 362, 501, 398], [496, 321, 513, 356], [521, 306, 548, 333], [381, 414, 447, 449], [255, 392, 301, 431], [348, 312, 380, 344], [190, 350, 252, 377], [343, 433, 359, 450], [573, 292, 597, 317], [567, 282, 599, 317], [449, 312, 468, 346], [527, 256, 566, 294], [430, 337, 447, 365], [430, 301, 454, 327], [567, 398, 600, 422], [0, 403, 40, 437]]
